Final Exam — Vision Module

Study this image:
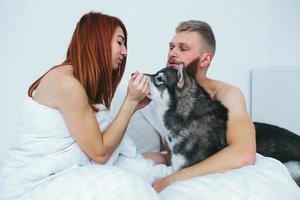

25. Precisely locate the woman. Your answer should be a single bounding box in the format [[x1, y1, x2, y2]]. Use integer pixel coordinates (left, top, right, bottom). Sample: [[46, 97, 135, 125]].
[[0, 12, 161, 199]]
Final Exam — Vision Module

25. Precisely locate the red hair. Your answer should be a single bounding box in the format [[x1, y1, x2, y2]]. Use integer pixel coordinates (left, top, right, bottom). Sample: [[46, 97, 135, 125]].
[[28, 12, 127, 112]]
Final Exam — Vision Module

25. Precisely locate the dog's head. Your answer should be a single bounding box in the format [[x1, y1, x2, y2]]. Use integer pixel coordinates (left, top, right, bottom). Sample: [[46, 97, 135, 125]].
[[146, 61, 197, 115]]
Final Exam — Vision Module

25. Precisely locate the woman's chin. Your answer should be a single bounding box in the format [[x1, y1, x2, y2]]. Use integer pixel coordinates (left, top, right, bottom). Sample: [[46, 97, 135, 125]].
[[112, 65, 119, 71]]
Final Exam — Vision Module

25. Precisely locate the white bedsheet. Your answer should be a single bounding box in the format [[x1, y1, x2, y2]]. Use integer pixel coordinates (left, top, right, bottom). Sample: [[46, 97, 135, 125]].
[[0, 97, 162, 200], [160, 154, 300, 200], [18, 164, 161, 200], [1, 96, 300, 199], [136, 100, 300, 199]]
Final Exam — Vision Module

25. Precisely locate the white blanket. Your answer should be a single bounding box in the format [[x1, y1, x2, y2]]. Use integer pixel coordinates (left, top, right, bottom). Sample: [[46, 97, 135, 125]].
[[160, 154, 300, 200], [110, 87, 300, 199], [0, 97, 164, 199], [2, 96, 300, 199], [140, 102, 300, 199]]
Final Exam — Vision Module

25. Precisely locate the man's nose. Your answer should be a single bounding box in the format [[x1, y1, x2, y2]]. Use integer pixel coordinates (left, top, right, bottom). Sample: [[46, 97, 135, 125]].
[[168, 47, 178, 57]]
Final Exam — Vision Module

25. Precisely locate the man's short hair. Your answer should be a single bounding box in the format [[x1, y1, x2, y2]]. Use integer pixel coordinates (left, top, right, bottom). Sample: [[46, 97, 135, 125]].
[[176, 20, 216, 55]]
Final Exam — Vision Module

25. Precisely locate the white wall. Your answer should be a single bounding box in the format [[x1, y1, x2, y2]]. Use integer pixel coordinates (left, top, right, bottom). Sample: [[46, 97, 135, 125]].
[[1, 0, 300, 162], [251, 70, 300, 135]]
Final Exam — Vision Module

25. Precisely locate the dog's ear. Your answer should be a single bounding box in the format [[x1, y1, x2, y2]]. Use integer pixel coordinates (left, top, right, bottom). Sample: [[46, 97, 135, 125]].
[[177, 63, 185, 89]]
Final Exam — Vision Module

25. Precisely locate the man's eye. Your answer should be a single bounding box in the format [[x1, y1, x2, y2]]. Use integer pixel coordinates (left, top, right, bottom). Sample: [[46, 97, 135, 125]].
[[180, 48, 188, 51]]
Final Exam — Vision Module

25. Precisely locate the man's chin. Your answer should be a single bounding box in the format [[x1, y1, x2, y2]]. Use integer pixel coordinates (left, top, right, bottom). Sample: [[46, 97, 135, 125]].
[[167, 63, 179, 69]]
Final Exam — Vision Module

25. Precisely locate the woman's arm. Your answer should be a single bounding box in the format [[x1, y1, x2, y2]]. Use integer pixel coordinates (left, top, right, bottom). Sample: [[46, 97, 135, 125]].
[[57, 73, 149, 164]]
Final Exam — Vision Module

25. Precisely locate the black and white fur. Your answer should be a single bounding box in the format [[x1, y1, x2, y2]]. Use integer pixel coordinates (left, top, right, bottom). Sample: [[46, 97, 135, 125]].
[[146, 62, 300, 186]]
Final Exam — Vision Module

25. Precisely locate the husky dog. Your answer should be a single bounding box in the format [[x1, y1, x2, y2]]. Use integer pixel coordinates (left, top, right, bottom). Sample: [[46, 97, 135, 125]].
[[146, 62, 300, 186]]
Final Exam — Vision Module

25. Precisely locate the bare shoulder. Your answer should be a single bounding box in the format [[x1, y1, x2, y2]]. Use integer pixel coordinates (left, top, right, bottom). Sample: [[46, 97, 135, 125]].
[[55, 74, 88, 110], [33, 65, 88, 110], [214, 80, 246, 112]]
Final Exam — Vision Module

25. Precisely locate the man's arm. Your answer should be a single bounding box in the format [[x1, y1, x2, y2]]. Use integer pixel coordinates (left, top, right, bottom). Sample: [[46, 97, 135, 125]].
[[153, 85, 256, 192], [218, 85, 256, 165]]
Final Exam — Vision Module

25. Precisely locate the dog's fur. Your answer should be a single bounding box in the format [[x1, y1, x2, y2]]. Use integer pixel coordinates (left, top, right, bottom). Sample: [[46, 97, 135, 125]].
[[146, 62, 300, 186]]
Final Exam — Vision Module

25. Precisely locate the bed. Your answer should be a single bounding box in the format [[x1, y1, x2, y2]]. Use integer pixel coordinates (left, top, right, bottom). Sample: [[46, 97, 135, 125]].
[[2, 79, 299, 199], [108, 83, 300, 200]]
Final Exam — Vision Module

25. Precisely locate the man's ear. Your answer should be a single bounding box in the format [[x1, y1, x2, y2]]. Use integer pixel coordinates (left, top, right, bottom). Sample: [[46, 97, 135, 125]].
[[199, 53, 213, 68], [177, 63, 185, 89]]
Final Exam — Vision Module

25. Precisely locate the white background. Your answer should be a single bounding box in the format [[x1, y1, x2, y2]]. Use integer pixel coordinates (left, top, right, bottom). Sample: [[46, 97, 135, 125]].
[[251, 70, 300, 134], [1, 0, 300, 163]]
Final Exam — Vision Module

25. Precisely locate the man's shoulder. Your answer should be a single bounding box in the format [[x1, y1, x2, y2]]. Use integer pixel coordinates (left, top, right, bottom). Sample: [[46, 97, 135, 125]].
[[212, 80, 238, 96], [213, 80, 245, 108], [218, 83, 241, 96]]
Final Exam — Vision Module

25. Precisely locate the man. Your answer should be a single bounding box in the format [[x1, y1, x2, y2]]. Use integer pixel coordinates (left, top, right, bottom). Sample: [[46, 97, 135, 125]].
[[152, 20, 256, 192]]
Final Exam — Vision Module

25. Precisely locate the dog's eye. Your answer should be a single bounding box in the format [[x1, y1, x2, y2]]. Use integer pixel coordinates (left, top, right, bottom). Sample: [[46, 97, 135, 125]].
[[154, 74, 166, 86], [156, 76, 163, 82]]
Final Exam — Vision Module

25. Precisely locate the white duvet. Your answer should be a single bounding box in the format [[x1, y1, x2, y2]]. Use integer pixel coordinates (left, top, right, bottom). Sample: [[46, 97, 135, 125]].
[[160, 154, 300, 200], [138, 101, 300, 199], [1, 97, 300, 199], [0, 97, 161, 200]]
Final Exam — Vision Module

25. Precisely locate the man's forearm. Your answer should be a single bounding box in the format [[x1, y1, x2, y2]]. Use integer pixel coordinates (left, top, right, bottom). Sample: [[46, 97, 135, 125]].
[[170, 145, 253, 182]]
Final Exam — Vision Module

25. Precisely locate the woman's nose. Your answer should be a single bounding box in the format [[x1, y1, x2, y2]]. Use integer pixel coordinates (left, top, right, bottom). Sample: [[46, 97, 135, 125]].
[[121, 47, 127, 57]]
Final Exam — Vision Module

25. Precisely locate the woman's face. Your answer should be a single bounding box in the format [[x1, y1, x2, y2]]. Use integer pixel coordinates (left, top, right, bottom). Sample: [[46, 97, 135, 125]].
[[111, 26, 127, 70]]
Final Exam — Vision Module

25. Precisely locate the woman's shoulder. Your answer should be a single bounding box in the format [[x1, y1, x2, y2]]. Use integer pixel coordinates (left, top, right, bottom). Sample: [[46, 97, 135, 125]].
[[52, 66, 83, 92], [33, 65, 86, 109]]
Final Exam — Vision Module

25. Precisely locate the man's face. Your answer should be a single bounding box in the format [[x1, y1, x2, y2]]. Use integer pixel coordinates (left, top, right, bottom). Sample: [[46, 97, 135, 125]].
[[167, 31, 204, 70]]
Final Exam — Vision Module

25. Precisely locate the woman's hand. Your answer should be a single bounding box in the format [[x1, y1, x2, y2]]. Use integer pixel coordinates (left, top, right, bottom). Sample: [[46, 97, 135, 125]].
[[143, 152, 168, 165], [126, 71, 149, 104], [135, 97, 151, 110]]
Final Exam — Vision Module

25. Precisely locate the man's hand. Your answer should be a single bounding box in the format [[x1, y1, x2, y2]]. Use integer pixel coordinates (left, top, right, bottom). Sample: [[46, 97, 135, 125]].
[[152, 176, 173, 193]]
